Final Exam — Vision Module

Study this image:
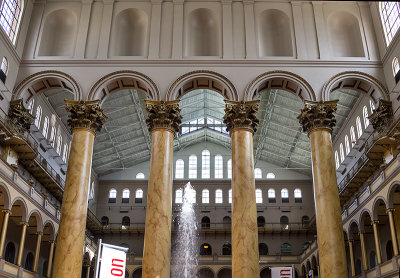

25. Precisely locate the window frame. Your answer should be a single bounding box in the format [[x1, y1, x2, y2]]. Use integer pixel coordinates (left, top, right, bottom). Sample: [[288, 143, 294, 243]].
[[0, 0, 24, 44], [215, 189, 223, 204]]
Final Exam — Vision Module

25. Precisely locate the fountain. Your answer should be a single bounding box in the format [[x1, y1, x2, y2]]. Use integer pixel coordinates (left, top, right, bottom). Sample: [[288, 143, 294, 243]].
[[171, 182, 198, 278]]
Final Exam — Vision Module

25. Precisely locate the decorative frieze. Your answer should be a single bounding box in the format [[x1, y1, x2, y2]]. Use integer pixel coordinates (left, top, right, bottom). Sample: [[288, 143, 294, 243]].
[[369, 99, 393, 134], [297, 100, 338, 134], [145, 100, 182, 133], [65, 99, 107, 133], [223, 100, 259, 133], [8, 99, 34, 134]]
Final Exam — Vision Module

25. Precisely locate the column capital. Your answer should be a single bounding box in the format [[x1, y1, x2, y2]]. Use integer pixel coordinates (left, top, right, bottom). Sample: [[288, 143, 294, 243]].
[[145, 100, 182, 133], [369, 99, 393, 133], [387, 208, 395, 213], [8, 99, 35, 134], [297, 100, 338, 135], [36, 231, 43, 236], [19, 221, 29, 227], [223, 100, 259, 134], [65, 99, 107, 134], [372, 220, 379, 225], [2, 209, 11, 214]]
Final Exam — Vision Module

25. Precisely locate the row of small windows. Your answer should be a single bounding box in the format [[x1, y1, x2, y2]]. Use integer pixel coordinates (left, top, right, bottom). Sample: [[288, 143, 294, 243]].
[[174, 188, 302, 204], [175, 151, 275, 179], [187, 242, 292, 256], [335, 103, 374, 170], [108, 188, 143, 203]]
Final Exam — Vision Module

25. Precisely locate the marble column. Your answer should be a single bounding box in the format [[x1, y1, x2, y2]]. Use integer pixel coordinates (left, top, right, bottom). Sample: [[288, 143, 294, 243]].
[[32, 232, 42, 272], [372, 221, 382, 264], [387, 209, 399, 256], [46, 241, 55, 278], [348, 240, 356, 276], [52, 100, 107, 278], [298, 100, 347, 278], [223, 100, 260, 278], [86, 265, 91, 278], [142, 100, 181, 278], [359, 232, 368, 271], [0, 210, 10, 257], [16, 222, 28, 266]]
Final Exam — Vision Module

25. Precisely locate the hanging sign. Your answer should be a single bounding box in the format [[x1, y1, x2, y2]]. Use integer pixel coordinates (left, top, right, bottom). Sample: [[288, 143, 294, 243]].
[[271, 267, 293, 278], [98, 243, 128, 278]]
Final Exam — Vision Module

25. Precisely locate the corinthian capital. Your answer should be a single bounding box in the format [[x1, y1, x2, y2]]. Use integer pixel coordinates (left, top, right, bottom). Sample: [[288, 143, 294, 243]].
[[65, 99, 107, 133], [8, 99, 34, 134], [297, 100, 338, 134], [369, 99, 393, 133], [223, 100, 259, 133], [145, 100, 182, 133]]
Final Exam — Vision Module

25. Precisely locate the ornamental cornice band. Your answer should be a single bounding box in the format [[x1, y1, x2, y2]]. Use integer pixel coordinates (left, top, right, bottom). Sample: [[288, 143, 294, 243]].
[[223, 100, 259, 134], [8, 99, 34, 134], [145, 100, 182, 133], [297, 100, 338, 135], [65, 99, 107, 133], [369, 99, 393, 134]]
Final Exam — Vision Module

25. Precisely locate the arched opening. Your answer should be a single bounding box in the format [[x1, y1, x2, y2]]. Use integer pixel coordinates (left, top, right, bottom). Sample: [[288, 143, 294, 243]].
[[327, 11, 364, 57], [258, 9, 293, 57], [25, 212, 42, 270], [302, 216, 309, 228], [386, 240, 393, 260], [38, 9, 78, 56], [257, 216, 265, 228], [197, 267, 214, 278], [222, 243, 231, 255], [280, 215, 289, 230], [101, 216, 109, 227], [186, 8, 220, 56], [223, 216, 231, 229], [122, 216, 130, 229], [39, 222, 54, 277], [369, 251, 377, 268], [372, 198, 391, 262], [260, 267, 271, 278], [360, 211, 377, 269], [111, 8, 148, 56], [281, 243, 292, 255], [132, 268, 142, 278], [217, 268, 232, 278], [311, 256, 318, 277], [200, 243, 212, 256], [258, 243, 268, 255], [5, 200, 27, 263], [201, 216, 210, 229], [349, 221, 362, 275]]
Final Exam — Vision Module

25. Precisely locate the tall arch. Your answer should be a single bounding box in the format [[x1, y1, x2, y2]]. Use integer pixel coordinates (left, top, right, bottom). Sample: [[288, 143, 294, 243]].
[[88, 71, 160, 103], [387, 181, 400, 208], [321, 71, 389, 102], [0, 182, 11, 210], [167, 70, 238, 101], [359, 209, 373, 233], [372, 196, 389, 221], [12, 71, 82, 103], [10, 198, 28, 222], [244, 71, 315, 101], [27, 210, 43, 233]]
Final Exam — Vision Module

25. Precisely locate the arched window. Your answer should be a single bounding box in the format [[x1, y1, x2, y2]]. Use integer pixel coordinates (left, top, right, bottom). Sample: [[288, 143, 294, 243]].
[[370, 100, 376, 114], [136, 173, 145, 179], [350, 126, 356, 147], [281, 188, 289, 203], [101, 216, 109, 227], [108, 189, 117, 203], [175, 189, 183, 204], [200, 243, 212, 256], [280, 216, 289, 230], [215, 155, 223, 178], [202, 189, 209, 203], [122, 216, 130, 229], [175, 159, 184, 179], [363, 106, 370, 128], [222, 243, 232, 255], [266, 172, 275, 179], [201, 150, 210, 178], [1, 57, 8, 75], [335, 151, 340, 169], [227, 159, 232, 179], [339, 143, 344, 163], [356, 116, 363, 138], [188, 188, 196, 204], [302, 216, 310, 228], [281, 243, 292, 255], [189, 155, 197, 178], [228, 189, 232, 204], [27, 99, 34, 114], [0, 0, 23, 43], [135, 189, 143, 203], [268, 188, 276, 203], [49, 126, 56, 147], [215, 189, 223, 203], [393, 57, 400, 76], [223, 216, 231, 228], [201, 216, 210, 228], [379, 2, 400, 46], [294, 188, 302, 203], [254, 168, 262, 179], [345, 135, 350, 155], [259, 243, 268, 255], [34, 105, 42, 128], [56, 135, 62, 154], [255, 189, 263, 203], [24, 252, 34, 271], [42, 116, 49, 138], [257, 216, 265, 227], [62, 144, 68, 162], [122, 189, 130, 203], [4, 242, 15, 263]]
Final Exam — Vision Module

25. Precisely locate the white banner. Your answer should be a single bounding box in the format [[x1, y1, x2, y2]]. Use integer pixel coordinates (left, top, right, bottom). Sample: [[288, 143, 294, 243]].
[[271, 267, 293, 278], [99, 244, 127, 278]]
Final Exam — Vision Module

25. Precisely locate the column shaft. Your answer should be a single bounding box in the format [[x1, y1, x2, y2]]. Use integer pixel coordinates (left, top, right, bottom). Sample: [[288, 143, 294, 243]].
[[33, 232, 42, 272], [142, 129, 174, 278], [16, 223, 28, 266], [0, 210, 10, 257], [360, 233, 368, 271], [349, 240, 356, 276], [373, 221, 382, 264], [86, 266, 91, 278], [387, 209, 399, 256], [231, 129, 259, 278], [52, 128, 95, 278], [46, 241, 55, 278], [309, 129, 347, 277]]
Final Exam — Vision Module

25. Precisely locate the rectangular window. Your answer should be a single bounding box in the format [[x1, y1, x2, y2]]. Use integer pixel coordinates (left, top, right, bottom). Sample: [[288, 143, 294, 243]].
[[215, 155, 223, 178]]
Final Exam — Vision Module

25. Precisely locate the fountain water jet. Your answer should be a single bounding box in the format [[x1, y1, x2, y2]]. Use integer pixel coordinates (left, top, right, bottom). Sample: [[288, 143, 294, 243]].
[[171, 182, 198, 278]]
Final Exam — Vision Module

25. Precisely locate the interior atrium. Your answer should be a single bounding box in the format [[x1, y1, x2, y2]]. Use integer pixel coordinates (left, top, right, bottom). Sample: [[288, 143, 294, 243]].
[[0, 1, 399, 278]]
